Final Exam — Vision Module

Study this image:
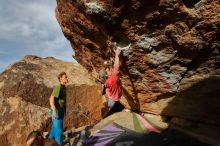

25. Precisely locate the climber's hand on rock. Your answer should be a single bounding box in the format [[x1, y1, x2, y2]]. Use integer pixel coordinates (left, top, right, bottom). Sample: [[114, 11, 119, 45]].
[[114, 47, 121, 56]]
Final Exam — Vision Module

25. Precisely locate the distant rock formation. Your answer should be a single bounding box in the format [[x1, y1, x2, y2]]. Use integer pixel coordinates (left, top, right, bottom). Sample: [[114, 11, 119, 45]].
[[0, 55, 103, 146], [55, 0, 220, 126]]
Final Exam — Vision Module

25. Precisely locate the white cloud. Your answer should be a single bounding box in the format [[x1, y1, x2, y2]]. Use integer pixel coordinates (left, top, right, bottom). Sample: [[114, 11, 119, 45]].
[[0, 0, 58, 41], [0, 0, 76, 72]]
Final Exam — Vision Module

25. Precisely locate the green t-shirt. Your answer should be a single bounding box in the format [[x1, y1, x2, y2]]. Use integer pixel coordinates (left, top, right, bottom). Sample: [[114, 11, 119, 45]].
[[51, 84, 66, 114]]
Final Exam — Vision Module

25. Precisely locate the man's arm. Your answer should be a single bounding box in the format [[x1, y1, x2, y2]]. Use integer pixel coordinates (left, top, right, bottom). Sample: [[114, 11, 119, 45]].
[[114, 47, 121, 68], [49, 95, 56, 118]]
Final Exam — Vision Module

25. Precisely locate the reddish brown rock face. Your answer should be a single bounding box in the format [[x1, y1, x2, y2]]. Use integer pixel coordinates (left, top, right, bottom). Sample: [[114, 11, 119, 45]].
[[56, 0, 220, 125]]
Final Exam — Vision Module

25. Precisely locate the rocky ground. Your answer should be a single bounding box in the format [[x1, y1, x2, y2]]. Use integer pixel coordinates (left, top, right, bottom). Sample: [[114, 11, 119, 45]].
[[61, 111, 220, 146]]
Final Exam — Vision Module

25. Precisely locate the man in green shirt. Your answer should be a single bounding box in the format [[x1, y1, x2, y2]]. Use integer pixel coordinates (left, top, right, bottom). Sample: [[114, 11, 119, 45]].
[[48, 72, 68, 146]]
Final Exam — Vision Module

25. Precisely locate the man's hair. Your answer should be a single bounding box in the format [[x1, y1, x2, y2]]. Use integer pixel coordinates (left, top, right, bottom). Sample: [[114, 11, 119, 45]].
[[26, 131, 42, 141], [58, 72, 67, 81]]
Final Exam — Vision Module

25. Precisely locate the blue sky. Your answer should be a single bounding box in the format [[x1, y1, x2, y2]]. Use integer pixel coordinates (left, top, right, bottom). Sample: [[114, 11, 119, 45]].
[[0, 0, 76, 73]]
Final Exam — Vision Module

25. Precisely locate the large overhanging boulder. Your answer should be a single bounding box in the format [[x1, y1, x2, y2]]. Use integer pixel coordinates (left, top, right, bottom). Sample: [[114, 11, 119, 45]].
[[55, 0, 220, 125]]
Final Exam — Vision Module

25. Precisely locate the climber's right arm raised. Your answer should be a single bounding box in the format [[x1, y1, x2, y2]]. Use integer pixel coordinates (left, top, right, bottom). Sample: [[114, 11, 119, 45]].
[[114, 47, 121, 68]]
